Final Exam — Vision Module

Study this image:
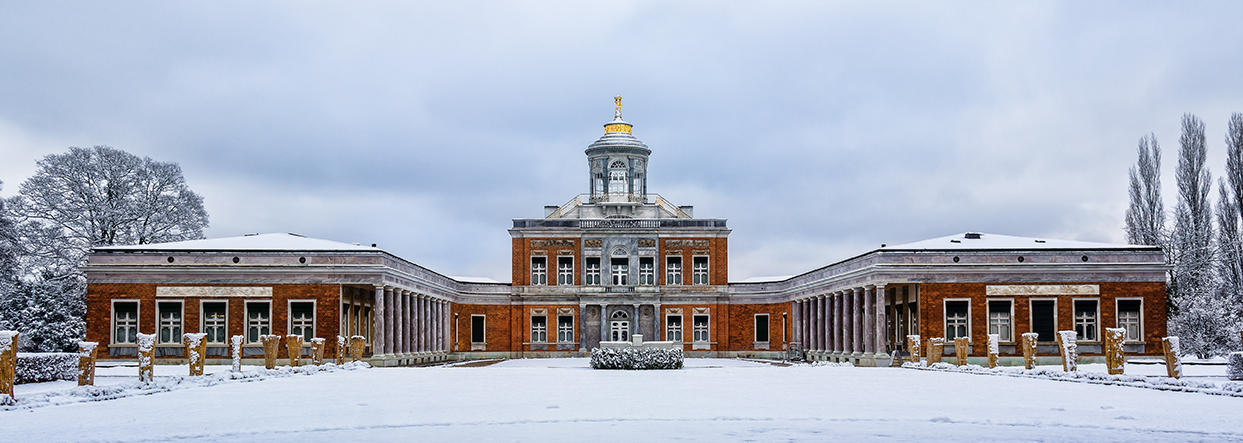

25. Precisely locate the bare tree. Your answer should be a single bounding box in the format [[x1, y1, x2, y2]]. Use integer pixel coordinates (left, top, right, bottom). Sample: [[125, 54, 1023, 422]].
[[1126, 134, 1164, 246], [1171, 114, 1228, 357]]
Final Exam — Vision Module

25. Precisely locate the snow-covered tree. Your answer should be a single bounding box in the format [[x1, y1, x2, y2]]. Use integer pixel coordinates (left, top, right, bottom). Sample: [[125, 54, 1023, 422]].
[[1126, 134, 1164, 247], [0, 181, 19, 302], [0, 272, 85, 352], [1224, 113, 1243, 322]]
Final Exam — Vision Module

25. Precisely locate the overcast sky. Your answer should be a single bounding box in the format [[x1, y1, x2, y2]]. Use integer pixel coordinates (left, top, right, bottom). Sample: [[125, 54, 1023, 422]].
[[2, 1, 1241, 282]]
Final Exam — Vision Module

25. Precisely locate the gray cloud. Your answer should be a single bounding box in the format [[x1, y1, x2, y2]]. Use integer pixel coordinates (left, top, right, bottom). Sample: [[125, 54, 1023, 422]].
[[1, 1, 1241, 281]]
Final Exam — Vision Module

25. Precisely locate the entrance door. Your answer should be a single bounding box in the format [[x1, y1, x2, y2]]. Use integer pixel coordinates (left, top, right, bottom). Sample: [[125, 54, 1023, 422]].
[[610, 321, 629, 341]]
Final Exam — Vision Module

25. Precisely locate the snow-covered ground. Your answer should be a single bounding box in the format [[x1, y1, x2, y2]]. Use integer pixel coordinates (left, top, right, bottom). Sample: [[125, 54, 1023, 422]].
[[3, 358, 1243, 442]]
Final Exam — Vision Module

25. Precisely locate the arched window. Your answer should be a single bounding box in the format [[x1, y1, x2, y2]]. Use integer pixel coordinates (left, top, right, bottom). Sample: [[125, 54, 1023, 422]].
[[611, 310, 629, 319], [608, 160, 628, 194]]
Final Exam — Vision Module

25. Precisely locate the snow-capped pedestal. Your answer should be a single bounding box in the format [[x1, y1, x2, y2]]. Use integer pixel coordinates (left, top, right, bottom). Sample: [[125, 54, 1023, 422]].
[[183, 333, 207, 376], [1105, 328, 1126, 375], [1021, 332, 1039, 369], [137, 333, 156, 383], [0, 331, 18, 400], [285, 335, 304, 367], [336, 336, 347, 365], [1162, 336, 1182, 379], [1056, 331, 1078, 372], [230, 335, 244, 372], [953, 337, 971, 366], [987, 334, 1000, 368], [78, 342, 98, 386], [906, 335, 921, 364], [927, 338, 945, 364], [260, 335, 281, 369], [310, 338, 325, 365], [349, 336, 366, 362]]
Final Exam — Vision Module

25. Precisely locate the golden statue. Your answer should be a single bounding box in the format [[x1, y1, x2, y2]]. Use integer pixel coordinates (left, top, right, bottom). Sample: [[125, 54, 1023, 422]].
[[614, 95, 623, 113]]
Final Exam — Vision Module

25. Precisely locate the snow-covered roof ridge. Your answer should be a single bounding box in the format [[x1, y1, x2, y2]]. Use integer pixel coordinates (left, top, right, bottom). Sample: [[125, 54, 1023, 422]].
[[882, 232, 1157, 251], [94, 233, 380, 252]]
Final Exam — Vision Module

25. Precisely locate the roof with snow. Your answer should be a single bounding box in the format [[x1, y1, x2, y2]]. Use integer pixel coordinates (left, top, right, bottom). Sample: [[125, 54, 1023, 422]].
[[881, 232, 1157, 251], [94, 233, 380, 252]]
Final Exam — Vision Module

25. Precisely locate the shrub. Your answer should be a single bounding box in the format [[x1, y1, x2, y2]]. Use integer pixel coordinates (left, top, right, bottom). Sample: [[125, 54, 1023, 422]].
[[16, 352, 78, 384], [590, 347, 683, 370]]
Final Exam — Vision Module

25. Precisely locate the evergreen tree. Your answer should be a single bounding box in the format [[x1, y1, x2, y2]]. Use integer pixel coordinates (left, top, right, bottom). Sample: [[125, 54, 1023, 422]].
[[0, 181, 19, 307]]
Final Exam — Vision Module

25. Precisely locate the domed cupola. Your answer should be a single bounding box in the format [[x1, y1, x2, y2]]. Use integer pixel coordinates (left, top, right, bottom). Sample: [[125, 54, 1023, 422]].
[[587, 96, 651, 204]]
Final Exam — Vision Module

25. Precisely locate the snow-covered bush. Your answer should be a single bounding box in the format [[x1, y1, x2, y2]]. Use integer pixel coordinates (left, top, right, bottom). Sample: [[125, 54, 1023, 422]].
[[15, 352, 77, 384], [1228, 352, 1243, 381], [590, 347, 683, 370]]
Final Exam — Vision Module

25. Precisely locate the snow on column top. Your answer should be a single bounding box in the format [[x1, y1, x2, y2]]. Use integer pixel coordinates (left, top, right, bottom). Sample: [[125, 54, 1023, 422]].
[[0, 331, 16, 350]]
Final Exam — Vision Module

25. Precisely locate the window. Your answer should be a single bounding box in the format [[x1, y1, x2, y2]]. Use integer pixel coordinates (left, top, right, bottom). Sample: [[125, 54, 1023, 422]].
[[113, 301, 138, 344], [638, 257, 655, 285], [610, 311, 630, 341], [609, 170, 627, 193], [202, 302, 227, 344], [471, 315, 486, 344], [557, 257, 574, 285], [666, 257, 683, 285], [692, 315, 709, 342], [987, 300, 1012, 342], [1074, 299, 1099, 341], [584, 258, 601, 285], [1118, 299, 1142, 341], [692, 256, 709, 285], [557, 315, 574, 343], [754, 314, 770, 343], [667, 315, 683, 342], [944, 301, 969, 340], [530, 257, 547, 285], [158, 302, 183, 345], [290, 301, 315, 342], [611, 258, 628, 285], [531, 315, 547, 343], [1030, 300, 1056, 342], [246, 302, 271, 344]]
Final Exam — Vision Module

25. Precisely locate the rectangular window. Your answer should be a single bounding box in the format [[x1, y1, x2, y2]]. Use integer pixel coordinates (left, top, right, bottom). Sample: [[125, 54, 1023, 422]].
[[530, 257, 547, 285], [158, 302, 183, 345], [638, 257, 655, 285], [944, 301, 969, 340], [112, 301, 138, 345], [557, 257, 574, 285], [987, 300, 1012, 342], [471, 315, 486, 343], [557, 315, 574, 343], [754, 314, 770, 343], [1030, 300, 1056, 342], [667, 315, 683, 342], [1117, 299, 1142, 341], [246, 302, 271, 344], [611, 258, 628, 285], [202, 302, 228, 344], [692, 314, 709, 342], [531, 315, 547, 343], [1074, 299, 1099, 341], [584, 258, 601, 286], [290, 301, 315, 342], [666, 257, 683, 285], [692, 256, 709, 285]]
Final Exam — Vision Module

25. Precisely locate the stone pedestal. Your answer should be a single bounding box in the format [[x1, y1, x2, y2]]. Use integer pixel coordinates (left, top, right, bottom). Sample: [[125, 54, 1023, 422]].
[[1056, 330, 1078, 372], [1021, 332, 1038, 370], [1161, 336, 1182, 379], [182, 333, 207, 376], [926, 338, 944, 364], [986, 334, 999, 369], [336, 336, 346, 365], [0, 331, 19, 398], [349, 335, 366, 362], [1104, 328, 1125, 375], [230, 335, 244, 372], [137, 333, 156, 383], [906, 335, 921, 364], [285, 335, 304, 367], [78, 341, 98, 386], [260, 335, 281, 369], [953, 337, 970, 366], [311, 338, 325, 365]]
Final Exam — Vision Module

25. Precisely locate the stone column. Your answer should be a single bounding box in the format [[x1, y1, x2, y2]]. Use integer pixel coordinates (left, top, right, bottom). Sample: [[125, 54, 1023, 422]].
[[395, 290, 405, 356], [809, 296, 819, 352], [412, 295, 421, 354], [373, 284, 386, 356], [833, 292, 843, 354], [631, 304, 639, 339], [875, 284, 888, 356], [579, 304, 588, 352], [853, 288, 864, 356], [842, 291, 852, 356], [828, 294, 837, 355], [425, 296, 432, 353], [654, 302, 662, 340], [791, 300, 800, 347], [801, 299, 809, 351], [864, 286, 876, 355], [599, 304, 609, 341]]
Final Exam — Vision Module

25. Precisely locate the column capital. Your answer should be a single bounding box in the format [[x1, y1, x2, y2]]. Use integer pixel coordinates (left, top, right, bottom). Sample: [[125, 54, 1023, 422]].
[[373, 283, 387, 289]]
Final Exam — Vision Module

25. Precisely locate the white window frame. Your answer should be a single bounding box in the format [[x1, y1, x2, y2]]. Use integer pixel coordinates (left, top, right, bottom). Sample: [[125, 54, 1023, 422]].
[[1073, 297, 1101, 343], [638, 257, 655, 286], [111, 300, 140, 346], [200, 300, 229, 345], [156, 301, 184, 345], [987, 298, 1014, 343], [288, 300, 316, 343], [691, 256, 709, 285], [692, 314, 710, 343], [666, 256, 683, 285], [584, 257, 601, 286], [246, 301, 272, 344], [610, 257, 628, 286], [557, 256, 574, 286], [1115, 297, 1144, 343], [943, 298, 970, 341], [666, 314, 683, 342], [530, 315, 548, 343], [754, 313, 770, 344], [557, 315, 574, 343], [530, 256, 548, 286], [1029, 298, 1058, 343], [471, 314, 486, 345]]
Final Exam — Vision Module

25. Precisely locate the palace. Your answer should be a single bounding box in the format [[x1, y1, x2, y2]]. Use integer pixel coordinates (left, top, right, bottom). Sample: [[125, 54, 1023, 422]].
[[83, 99, 1168, 367]]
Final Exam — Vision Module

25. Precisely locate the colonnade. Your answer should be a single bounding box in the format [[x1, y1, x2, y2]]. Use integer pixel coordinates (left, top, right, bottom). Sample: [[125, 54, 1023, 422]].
[[791, 284, 888, 364], [372, 284, 451, 365]]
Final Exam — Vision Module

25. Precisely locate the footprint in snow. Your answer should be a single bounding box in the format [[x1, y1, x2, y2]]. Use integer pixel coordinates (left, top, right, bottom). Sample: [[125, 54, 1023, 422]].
[[1114, 416, 1135, 420]]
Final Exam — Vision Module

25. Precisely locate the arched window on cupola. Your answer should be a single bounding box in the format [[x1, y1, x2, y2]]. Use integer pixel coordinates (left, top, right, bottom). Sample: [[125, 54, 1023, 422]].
[[608, 160, 628, 194]]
